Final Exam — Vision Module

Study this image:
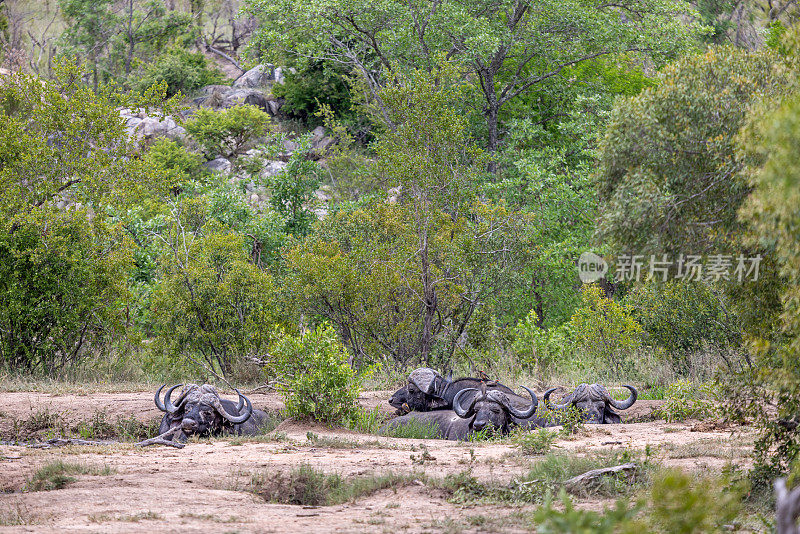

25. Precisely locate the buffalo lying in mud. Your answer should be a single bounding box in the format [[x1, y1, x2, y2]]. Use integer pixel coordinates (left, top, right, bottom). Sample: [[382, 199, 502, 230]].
[[153, 383, 270, 442], [380, 386, 540, 440], [388, 368, 517, 414], [543, 383, 637, 424]]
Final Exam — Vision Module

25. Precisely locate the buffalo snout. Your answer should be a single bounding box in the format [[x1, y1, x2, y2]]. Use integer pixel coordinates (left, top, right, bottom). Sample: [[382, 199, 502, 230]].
[[181, 418, 198, 433]]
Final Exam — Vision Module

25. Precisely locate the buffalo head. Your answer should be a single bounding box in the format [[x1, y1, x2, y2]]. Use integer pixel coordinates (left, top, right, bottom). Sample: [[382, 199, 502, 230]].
[[155, 383, 253, 438], [543, 383, 637, 424], [453, 385, 538, 435]]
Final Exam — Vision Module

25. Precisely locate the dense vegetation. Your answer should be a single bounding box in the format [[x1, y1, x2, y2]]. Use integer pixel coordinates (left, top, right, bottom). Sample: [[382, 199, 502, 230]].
[[1, 0, 800, 523]]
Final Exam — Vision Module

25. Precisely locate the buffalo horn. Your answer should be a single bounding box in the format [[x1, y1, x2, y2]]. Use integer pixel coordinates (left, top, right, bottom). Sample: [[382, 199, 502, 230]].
[[503, 386, 539, 419], [606, 385, 637, 410], [163, 384, 188, 414], [154, 384, 168, 412], [453, 388, 479, 418], [214, 391, 253, 424], [543, 387, 571, 411]]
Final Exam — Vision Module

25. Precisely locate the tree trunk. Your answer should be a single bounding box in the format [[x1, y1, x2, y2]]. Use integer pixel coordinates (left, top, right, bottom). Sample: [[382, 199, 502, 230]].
[[419, 229, 436, 363]]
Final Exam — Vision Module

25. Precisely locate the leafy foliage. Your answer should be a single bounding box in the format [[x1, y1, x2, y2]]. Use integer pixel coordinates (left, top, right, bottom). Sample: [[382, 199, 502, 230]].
[[132, 47, 225, 97], [569, 286, 643, 375], [271, 323, 365, 424], [271, 61, 353, 125], [185, 105, 273, 160], [596, 46, 791, 256], [0, 214, 127, 373], [150, 212, 279, 377], [731, 68, 800, 487], [625, 281, 743, 374], [263, 134, 320, 236]]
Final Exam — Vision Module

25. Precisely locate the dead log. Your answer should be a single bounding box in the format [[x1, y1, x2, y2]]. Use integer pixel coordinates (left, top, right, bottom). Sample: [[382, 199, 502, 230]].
[[135, 427, 185, 449], [564, 463, 638, 493], [775, 478, 800, 534]]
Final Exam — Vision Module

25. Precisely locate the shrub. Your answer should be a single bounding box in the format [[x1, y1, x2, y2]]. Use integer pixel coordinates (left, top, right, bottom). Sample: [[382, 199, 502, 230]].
[[144, 139, 205, 192], [185, 105, 273, 160], [271, 323, 365, 424], [0, 213, 127, 374], [271, 61, 353, 126], [515, 427, 557, 455], [656, 379, 721, 422], [151, 227, 279, 377], [132, 47, 226, 97], [513, 310, 573, 378], [569, 285, 643, 375], [625, 281, 743, 375], [248, 464, 409, 506], [648, 469, 742, 533]]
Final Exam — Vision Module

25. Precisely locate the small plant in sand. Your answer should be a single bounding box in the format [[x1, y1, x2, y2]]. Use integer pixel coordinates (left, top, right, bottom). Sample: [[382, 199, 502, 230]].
[[25, 461, 113, 492], [516, 428, 558, 455], [656, 380, 721, 422]]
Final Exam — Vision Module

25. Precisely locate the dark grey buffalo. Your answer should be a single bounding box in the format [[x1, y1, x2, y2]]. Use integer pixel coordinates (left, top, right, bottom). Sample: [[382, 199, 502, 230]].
[[388, 368, 517, 414], [543, 383, 637, 424], [155, 383, 270, 441], [380, 386, 539, 440]]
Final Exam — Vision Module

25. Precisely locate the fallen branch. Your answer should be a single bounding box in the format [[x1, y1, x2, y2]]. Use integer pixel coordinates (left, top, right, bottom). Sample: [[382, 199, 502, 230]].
[[135, 428, 185, 449], [30, 438, 117, 449], [564, 463, 638, 493]]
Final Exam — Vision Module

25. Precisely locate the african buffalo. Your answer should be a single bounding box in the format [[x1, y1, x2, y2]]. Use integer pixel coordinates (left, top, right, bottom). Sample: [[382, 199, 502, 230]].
[[380, 385, 539, 440], [388, 368, 517, 414], [154, 383, 270, 441], [543, 383, 637, 424]]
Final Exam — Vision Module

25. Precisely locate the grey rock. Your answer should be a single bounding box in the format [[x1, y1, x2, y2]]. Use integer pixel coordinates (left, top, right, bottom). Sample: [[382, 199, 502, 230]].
[[204, 157, 232, 174], [233, 65, 273, 88]]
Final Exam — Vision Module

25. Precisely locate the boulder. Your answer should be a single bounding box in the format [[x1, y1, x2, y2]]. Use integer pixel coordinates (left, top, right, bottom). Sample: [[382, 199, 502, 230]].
[[204, 157, 232, 174], [233, 65, 273, 88]]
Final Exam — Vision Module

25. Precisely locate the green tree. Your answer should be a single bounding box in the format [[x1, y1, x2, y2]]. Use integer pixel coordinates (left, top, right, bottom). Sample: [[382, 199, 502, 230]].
[[247, 0, 701, 159], [185, 105, 273, 160], [264, 134, 320, 236], [151, 212, 279, 378], [285, 74, 535, 367], [0, 213, 127, 373], [0, 60, 172, 374], [733, 89, 800, 485], [59, 0, 118, 91], [569, 285, 643, 376], [596, 46, 791, 257], [625, 280, 745, 374]]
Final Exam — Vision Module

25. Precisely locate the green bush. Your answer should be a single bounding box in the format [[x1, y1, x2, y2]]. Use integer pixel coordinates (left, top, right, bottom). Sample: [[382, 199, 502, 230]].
[[143, 139, 205, 192], [272, 323, 365, 424], [625, 281, 742, 374], [0, 213, 127, 374], [569, 285, 643, 375], [151, 226, 279, 377], [649, 469, 742, 533], [185, 104, 273, 160], [272, 61, 353, 126], [132, 47, 226, 97], [515, 427, 558, 455], [513, 310, 573, 378], [657, 379, 721, 422]]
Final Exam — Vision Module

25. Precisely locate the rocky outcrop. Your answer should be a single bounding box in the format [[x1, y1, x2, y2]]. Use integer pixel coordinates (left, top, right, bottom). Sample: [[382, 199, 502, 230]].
[[119, 109, 187, 141], [193, 85, 284, 116]]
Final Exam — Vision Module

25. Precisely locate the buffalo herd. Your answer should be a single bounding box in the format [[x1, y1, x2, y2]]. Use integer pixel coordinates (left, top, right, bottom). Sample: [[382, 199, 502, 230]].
[[379, 368, 638, 440], [150, 369, 637, 443]]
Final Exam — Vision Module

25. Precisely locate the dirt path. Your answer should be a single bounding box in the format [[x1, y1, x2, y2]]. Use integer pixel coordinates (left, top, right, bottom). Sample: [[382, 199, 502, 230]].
[[0, 391, 753, 533]]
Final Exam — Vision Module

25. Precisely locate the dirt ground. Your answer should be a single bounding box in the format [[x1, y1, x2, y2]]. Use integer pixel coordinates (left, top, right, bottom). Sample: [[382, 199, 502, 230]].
[[0, 390, 754, 533]]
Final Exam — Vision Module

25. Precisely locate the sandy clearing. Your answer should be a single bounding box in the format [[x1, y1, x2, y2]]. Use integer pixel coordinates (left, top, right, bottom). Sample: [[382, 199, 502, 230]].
[[0, 391, 754, 533]]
